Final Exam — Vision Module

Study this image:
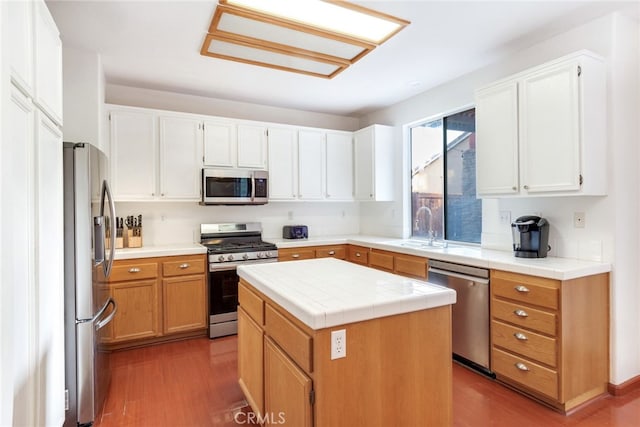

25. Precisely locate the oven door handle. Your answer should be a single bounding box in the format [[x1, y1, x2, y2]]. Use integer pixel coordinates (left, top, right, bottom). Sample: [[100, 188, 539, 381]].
[[209, 264, 239, 272]]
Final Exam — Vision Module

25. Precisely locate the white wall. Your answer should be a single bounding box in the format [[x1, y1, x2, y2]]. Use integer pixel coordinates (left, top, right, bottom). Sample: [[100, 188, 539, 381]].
[[106, 84, 360, 132], [116, 201, 360, 245], [360, 11, 640, 385]]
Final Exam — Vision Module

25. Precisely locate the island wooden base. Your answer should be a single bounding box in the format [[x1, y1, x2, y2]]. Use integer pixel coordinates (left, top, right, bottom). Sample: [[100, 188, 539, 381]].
[[313, 306, 452, 427], [238, 279, 453, 427]]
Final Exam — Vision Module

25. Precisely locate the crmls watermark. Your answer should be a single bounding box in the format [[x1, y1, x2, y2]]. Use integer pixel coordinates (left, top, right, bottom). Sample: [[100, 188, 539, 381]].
[[234, 411, 286, 425]]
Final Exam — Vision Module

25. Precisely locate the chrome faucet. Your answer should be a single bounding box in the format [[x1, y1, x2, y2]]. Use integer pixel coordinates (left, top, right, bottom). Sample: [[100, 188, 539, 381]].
[[414, 206, 434, 245]]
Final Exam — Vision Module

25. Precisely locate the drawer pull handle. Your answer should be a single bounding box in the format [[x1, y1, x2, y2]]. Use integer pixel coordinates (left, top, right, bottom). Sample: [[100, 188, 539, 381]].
[[128, 267, 141, 273], [514, 332, 528, 341], [328, 250, 335, 256], [292, 254, 300, 259], [515, 285, 530, 293], [514, 309, 528, 318], [515, 362, 530, 371], [179, 263, 190, 269], [356, 253, 361, 257]]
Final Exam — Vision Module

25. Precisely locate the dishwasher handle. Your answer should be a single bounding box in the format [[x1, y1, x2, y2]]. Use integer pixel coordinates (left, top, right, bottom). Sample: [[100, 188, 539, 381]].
[[428, 267, 490, 285]]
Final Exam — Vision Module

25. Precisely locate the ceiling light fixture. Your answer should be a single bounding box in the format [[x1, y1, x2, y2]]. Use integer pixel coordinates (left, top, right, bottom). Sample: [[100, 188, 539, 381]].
[[200, 0, 409, 79]]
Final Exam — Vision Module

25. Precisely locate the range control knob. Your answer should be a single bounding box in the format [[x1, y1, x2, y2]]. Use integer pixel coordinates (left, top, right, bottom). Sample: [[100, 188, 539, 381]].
[[227, 254, 234, 261], [242, 254, 249, 260], [256, 252, 264, 259], [217, 255, 224, 262]]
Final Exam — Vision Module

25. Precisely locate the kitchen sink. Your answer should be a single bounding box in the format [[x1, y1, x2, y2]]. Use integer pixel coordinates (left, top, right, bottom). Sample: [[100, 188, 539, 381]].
[[391, 239, 449, 249]]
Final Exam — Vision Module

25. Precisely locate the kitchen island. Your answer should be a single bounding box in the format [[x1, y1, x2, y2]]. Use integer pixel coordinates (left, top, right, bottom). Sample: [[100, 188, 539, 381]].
[[236, 258, 456, 427]]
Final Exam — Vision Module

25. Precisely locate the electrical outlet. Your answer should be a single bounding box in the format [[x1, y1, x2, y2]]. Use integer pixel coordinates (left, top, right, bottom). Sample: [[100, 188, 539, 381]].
[[574, 212, 586, 228], [499, 210, 511, 226], [331, 329, 346, 360]]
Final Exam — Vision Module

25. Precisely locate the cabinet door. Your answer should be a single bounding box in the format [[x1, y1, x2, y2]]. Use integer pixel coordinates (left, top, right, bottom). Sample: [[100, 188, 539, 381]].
[[159, 116, 202, 200], [237, 124, 267, 169], [520, 61, 581, 193], [238, 308, 264, 417], [6, 0, 34, 95], [475, 81, 520, 195], [353, 127, 374, 200], [34, 0, 62, 125], [264, 338, 312, 427], [109, 279, 160, 342], [110, 110, 157, 200], [267, 128, 297, 200], [203, 120, 235, 167], [325, 132, 353, 200], [298, 130, 324, 200], [163, 275, 206, 334]]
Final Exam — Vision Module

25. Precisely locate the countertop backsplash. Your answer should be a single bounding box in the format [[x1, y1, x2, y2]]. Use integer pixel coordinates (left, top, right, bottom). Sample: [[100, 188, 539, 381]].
[[114, 201, 361, 246]]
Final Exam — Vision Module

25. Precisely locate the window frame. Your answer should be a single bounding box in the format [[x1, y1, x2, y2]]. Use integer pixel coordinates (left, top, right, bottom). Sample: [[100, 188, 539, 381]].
[[404, 104, 481, 245]]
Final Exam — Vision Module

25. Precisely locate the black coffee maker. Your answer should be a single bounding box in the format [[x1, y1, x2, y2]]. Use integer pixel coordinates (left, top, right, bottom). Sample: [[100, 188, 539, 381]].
[[511, 215, 550, 258]]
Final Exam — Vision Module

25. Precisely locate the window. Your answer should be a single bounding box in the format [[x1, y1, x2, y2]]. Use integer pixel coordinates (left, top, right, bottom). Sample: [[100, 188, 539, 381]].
[[409, 108, 481, 244]]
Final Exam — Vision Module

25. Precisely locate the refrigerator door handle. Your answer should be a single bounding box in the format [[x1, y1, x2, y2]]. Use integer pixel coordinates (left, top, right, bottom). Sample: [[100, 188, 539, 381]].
[[100, 180, 117, 278], [95, 298, 117, 331], [77, 297, 115, 325]]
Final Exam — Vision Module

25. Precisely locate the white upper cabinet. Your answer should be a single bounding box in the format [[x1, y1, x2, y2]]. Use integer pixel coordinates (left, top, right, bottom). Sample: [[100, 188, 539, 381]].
[[7, 0, 34, 95], [267, 127, 297, 200], [110, 109, 157, 200], [325, 132, 353, 201], [203, 121, 267, 169], [353, 124, 394, 201], [34, 0, 62, 125], [237, 124, 267, 169], [203, 120, 235, 167], [297, 130, 325, 200], [159, 116, 203, 200], [7, 0, 62, 126], [475, 51, 606, 197], [110, 107, 207, 201]]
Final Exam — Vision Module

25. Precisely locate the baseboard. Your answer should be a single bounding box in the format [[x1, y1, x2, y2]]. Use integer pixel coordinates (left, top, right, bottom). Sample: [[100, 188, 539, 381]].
[[608, 375, 640, 396]]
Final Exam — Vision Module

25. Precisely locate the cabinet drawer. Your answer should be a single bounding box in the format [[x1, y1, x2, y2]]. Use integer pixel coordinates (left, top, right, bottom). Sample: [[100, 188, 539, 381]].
[[162, 257, 205, 277], [493, 347, 558, 400], [492, 320, 557, 367], [492, 299, 557, 336], [265, 304, 312, 373], [239, 281, 264, 325], [369, 250, 394, 271], [315, 246, 346, 259], [395, 254, 427, 278], [109, 262, 158, 282], [348, 245, 369, 265], [492, 271, 559, 310], [279, 247, 315, 262]]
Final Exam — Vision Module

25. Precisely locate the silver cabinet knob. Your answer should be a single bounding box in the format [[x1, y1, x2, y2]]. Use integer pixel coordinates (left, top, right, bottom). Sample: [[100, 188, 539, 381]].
[[128, 267, 141, 273], [514, 285, 530, 293], [515, 362, 530, 371], [292, 254, 300, 259], [514, 332, 528, 341], [514, 309, 528, 317], [355, 252, 361, 257], [328, 250, 335, 256], [523, 185, 529, 190], [179, 263, 190, 269], [512, 186, 517, 191]]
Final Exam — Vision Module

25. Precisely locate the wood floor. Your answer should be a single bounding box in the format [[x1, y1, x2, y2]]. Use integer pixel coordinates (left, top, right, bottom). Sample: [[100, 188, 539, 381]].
[[96, 336, 640, 426]]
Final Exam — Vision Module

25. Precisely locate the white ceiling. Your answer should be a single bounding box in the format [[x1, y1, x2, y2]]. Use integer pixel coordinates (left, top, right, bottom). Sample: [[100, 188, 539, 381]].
[[46, 0, 636, 117]]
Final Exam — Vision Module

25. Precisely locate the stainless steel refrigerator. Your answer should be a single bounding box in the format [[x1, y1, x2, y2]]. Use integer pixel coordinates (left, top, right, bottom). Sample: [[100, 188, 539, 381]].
[[63, 142, 118, 426]]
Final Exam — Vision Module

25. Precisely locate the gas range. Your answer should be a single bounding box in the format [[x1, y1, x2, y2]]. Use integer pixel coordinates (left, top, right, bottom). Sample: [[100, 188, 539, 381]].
[[200, 223, 278, 271]]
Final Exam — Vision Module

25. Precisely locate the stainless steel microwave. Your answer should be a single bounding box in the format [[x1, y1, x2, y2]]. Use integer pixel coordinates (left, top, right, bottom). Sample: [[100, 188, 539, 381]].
[[201, 168, 268, 205]]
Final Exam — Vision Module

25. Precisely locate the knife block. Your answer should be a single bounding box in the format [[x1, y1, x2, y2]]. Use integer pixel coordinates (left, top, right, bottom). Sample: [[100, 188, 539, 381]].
[[124, 227, 142, 248], [106, 231, 124, 249]]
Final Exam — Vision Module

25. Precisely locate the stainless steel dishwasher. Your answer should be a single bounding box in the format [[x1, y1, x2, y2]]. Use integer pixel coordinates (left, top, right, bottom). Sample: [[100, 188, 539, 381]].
[[428, 259, 492, 375]]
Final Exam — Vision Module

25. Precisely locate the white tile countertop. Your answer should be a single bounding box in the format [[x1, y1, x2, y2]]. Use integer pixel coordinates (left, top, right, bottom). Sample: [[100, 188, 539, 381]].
[[114, 243, 207, 260], [237, 258, 457, 330], [266, 235, 611, 281]]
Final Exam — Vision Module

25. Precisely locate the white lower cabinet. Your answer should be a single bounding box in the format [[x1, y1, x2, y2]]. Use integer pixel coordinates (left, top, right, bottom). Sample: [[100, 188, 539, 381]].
[[476, 51, 606, 197]]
